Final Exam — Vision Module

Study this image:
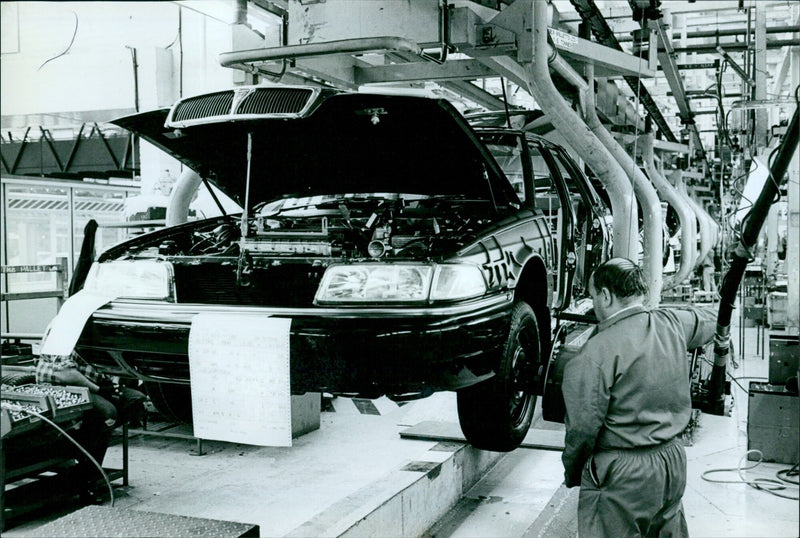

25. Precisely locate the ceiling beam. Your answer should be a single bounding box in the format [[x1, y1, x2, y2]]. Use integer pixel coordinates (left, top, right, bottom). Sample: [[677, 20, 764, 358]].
[[640, 8, 706, 164], [354, 60, 496, 85], [618, 24, 798, 42], [439, 80, 508, 111], [567, 0, 678, 144]]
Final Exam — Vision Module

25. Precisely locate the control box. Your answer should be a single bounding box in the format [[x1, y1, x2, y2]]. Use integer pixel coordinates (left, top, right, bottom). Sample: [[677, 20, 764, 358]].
[[747, 382, 799, 464], [768, 333, 799, 385]]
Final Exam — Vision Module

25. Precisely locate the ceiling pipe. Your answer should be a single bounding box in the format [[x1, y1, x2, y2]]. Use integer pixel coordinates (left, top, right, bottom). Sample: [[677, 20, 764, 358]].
[[676, 178, 713, 270], [166, 169, 202, 227], [641, 133, 696, 287], [619, 24, 799, 42], [659, 162, 701, 271], [526, 0, 638, 264], [220, 36, 440, 72], [582, 61, 663, 306]]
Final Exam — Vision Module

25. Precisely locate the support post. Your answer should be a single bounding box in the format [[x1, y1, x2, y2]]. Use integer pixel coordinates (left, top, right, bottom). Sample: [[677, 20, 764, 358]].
[[753, 5, 768, 148]]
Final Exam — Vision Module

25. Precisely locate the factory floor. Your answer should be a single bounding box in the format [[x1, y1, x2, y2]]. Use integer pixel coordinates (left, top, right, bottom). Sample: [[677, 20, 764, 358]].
[[3, 325, 798, 538], [429, 323, 799, 538]]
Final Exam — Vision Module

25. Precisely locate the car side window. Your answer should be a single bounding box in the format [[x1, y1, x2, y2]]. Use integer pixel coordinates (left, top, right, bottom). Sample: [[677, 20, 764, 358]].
[[530, 145, 559, 233]]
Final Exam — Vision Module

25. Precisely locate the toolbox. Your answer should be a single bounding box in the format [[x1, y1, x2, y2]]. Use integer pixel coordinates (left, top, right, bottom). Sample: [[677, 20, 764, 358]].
[[747, 382, 799, 464]]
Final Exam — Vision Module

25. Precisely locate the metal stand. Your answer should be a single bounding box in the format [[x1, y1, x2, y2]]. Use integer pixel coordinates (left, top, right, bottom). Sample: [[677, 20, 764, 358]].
[[128, 416, 206, 456]]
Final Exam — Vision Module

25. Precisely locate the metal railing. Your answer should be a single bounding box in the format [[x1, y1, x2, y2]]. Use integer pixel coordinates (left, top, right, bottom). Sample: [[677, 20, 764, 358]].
[[1, 257, 69, 341]]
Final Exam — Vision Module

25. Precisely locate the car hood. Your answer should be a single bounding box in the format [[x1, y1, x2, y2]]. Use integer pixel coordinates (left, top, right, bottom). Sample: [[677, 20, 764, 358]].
[[112, 88, 518, 210]]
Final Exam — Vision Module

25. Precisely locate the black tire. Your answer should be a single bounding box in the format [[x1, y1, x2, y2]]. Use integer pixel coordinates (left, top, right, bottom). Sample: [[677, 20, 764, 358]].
[[457, 301, 540, 452], [144, 381, 193, 424]]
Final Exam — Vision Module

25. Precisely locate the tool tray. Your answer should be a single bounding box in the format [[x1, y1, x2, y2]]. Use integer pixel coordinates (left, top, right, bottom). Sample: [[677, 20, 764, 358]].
[[0, 390, 51, 439], [1, 384, 92, 432]]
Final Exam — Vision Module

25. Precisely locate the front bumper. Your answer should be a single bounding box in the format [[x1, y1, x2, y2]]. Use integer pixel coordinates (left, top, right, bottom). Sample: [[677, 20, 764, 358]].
[[76, 293, 515, 395]]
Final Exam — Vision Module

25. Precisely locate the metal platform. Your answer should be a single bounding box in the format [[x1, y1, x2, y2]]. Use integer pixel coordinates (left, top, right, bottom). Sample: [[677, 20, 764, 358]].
[[31, 506, 258, 538]]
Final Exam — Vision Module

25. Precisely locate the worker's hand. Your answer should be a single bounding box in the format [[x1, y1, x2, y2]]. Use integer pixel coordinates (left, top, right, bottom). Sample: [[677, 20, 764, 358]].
[[50, 367, 100, 392]]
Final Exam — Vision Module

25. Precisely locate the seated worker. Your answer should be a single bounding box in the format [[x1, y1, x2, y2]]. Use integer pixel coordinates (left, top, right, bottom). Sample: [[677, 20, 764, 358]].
[[35, 349, 145, 501]]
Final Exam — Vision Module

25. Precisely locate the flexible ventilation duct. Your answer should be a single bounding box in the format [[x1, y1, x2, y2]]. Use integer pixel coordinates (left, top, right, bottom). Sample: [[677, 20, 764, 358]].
[[641, 133, 696, 287], [526, 0, 638, 263]]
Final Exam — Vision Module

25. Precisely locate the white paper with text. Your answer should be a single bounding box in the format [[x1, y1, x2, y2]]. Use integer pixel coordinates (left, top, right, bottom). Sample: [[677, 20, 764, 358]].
[[188, 314, 292, 446], [40, 290, 119, 355]]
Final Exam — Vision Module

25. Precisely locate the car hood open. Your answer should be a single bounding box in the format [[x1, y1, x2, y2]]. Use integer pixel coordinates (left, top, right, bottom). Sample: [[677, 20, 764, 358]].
[[112, 90, 518, 210]]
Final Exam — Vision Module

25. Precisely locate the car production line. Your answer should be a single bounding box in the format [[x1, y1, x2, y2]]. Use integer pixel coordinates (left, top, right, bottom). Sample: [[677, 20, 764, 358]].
[[6, 323, 795, 538]]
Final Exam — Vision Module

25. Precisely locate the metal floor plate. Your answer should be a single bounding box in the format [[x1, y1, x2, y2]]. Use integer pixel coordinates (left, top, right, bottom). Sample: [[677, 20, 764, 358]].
[[32, 506, 258, 538]]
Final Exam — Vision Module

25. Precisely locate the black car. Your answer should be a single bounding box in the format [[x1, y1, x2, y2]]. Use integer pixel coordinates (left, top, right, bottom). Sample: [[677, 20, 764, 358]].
[[73, 86, 608, 451]]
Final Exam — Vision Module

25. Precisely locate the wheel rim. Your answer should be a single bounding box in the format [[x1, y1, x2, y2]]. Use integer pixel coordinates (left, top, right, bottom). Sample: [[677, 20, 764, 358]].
[[509, 320, 538, 426]]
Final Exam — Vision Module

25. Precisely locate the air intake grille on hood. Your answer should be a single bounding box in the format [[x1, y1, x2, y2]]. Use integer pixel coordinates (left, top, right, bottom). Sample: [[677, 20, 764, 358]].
[[169, 87, 316, 124], [172, 91, 235, 123], [238, 88, 314, 115]]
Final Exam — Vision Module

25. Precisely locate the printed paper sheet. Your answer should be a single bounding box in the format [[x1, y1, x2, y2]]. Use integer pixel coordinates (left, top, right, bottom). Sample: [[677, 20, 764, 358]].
[[188, 313, 292, 447]]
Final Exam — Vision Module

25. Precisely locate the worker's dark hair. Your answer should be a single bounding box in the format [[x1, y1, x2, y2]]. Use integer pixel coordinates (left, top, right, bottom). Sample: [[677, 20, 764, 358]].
[[590, 257, 649, 299]]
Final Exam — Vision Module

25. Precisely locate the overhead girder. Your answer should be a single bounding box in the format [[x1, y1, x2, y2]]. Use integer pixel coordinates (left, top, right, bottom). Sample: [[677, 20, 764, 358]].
[[619, 24, 799, 42], [640, 14, 707, 166], [566, 0, 679, 146]]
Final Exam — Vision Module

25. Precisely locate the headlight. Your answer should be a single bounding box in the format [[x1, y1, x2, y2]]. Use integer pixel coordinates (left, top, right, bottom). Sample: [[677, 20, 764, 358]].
[[430, 264, 487, 301], [314, 263, 486, 305], [83, 260, 175, 301]]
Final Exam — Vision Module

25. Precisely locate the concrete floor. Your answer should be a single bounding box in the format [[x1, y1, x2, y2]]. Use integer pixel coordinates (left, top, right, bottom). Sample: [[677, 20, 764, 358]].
[[4, 323, 798, 538], [428, 323, 799, 538]]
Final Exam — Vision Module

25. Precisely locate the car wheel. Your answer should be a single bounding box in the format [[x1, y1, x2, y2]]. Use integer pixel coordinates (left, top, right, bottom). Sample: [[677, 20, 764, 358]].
[[144, 381, 193, 424], [457, 301, 540, 452]]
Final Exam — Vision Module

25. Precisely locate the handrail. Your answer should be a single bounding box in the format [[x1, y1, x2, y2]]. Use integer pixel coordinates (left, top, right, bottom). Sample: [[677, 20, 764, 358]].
[[0, 257, 69, 305]]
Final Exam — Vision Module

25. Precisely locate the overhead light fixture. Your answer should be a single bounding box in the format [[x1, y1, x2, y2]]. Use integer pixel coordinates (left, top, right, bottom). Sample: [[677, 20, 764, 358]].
[[731, 99, 796, 110]]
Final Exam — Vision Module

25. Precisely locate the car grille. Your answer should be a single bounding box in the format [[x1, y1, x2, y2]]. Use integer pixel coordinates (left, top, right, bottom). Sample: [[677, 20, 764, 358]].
[[171, 91, 235, 122], [173, 263, 325, 307], [170, 87, 314, 123], [237, 88, 314, 115]]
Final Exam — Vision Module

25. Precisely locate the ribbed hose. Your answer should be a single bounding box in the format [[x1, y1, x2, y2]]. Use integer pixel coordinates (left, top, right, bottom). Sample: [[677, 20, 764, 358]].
[[707, 104, 799, 414]]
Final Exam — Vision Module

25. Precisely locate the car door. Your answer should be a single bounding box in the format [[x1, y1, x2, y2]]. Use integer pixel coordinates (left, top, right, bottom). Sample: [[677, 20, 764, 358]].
[[527, 139, 577, 313], [546, 145, 612, 299]]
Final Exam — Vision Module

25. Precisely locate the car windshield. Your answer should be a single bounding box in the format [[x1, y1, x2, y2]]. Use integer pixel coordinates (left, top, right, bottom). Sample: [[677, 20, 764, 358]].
[[479, 133, 526, 202]]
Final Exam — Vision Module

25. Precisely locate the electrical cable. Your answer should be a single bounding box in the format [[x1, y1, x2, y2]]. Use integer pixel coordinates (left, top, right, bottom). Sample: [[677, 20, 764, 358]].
[[699, 355, 747, 392], [0, 401, 115, 506], [702, 449, 799, 500], [38, 11, 79, 71], [777, 463, 799, 486]]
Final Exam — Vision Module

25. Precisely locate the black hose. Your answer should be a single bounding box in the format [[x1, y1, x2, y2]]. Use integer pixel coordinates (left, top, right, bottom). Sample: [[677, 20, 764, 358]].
[[69, 219, 98, 296], [706, 103, 799, 414]]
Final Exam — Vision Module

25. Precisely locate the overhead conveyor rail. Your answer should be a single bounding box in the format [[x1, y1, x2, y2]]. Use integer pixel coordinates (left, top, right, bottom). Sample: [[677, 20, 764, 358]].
[[566, 0, 680, 147]]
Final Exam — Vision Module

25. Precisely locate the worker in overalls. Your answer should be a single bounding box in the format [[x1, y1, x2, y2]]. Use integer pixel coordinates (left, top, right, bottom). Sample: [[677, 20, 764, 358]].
[[561, 258, 716, 537]]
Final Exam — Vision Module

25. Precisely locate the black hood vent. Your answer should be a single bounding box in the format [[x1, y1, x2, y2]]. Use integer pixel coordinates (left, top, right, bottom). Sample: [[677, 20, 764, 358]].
[[238, 87, 314, 115], [171, 91, 235, 123], [167, 87, 317, 127]]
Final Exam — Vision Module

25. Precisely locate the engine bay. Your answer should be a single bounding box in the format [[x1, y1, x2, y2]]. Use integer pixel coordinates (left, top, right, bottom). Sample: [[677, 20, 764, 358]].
[[141, 194, 500, 263]]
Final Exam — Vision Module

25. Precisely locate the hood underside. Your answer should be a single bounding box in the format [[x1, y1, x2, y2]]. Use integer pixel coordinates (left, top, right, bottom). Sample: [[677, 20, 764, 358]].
[[112, 90, 518, 210]]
